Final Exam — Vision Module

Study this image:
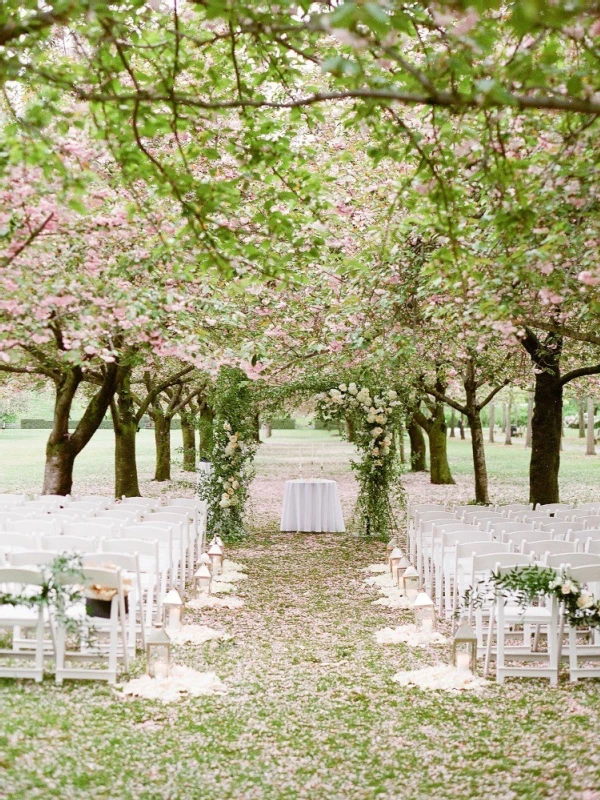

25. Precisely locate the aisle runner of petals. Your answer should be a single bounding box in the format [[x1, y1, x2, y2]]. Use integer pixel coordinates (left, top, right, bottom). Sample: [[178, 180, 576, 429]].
[[170, 625, 232, 645], [376, 625, 447, 647], [392, 665, 488, 693], [119, 666, 227, 702], [364, 564, 410, 608]]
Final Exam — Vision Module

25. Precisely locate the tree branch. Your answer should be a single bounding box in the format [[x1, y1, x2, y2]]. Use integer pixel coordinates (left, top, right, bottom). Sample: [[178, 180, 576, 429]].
[[560, 363, 600, 386]]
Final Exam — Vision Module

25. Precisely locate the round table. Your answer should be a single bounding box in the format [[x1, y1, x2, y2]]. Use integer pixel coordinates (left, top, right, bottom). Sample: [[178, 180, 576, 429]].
[[280, 479, 345, 533]]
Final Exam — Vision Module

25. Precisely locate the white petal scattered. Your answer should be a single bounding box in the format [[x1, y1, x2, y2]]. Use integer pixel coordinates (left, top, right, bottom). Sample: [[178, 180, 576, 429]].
[[170, 625, 231, 645], [219, 570, 247, 583], [211, 580, 235, 593], [364, 573, 396, 588], [119, 665, 227, 702], [187, 595, 245, 610], [376, 625, 447, 647], [392, 665, 488, 692], [372, 591, 410, 609], [363, 563, 388, 574], [223, 559, 246, 572]]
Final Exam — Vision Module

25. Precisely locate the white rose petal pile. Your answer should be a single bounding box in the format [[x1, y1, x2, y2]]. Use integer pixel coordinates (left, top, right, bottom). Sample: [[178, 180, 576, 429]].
[[119, 666, 228, 702]]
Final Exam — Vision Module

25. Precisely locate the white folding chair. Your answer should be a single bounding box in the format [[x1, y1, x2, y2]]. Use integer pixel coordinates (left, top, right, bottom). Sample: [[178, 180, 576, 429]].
[[561, 565, 600, 681], [119, 497, 162, 511], [8, 550, 60, 568], [0, 493, 27, 508], [547, 553, 600, 570], [582, 516, 600, 530], [496, 503, 533, 516], [102, 538, 162, 625], [0, 567, 46, 682], [452, 542, 513, 616], [75, 496, 113, 509], [0, 533, 40, 563], [10, 519, 61, 537], [526, 540, 578, 561], [63, 521, 119, 539], [96, 509, 141, 523], [407, 504, 447, 561], [41, 535, 99, 554], [164, 499, 205, 560], [488, 520, 535, 539], [0, 510, 35, 527], [494, 565, 559, 685], [54, 567, 129, 685], [415, 511, 456, 583], [83, 552, 146, 654], [502, 529, 552, 548], [146, 512, 189, 582], [433, 527, 491, 615], [538, 520, 585, 539], [467, 552, 533, 654], [534, 502, 574, 515]]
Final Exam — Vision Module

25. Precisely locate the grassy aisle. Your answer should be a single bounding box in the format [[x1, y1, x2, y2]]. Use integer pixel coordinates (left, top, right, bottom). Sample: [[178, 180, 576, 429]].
[[1, 431, 600, 798]]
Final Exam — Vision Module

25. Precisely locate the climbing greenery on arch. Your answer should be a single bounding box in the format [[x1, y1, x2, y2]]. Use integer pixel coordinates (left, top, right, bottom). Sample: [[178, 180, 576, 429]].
[[316, 382, 407, 539], [198, 366, 258, 542]]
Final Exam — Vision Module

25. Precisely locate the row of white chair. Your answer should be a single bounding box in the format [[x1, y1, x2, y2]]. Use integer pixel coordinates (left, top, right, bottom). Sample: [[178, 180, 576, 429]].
[[0, 565, 131, 684]]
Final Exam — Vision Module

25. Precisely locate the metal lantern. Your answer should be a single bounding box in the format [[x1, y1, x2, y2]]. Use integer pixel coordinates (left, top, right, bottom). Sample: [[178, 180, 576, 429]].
[[402, 565, 420, 603], [413, 592, 435, 632], [207, 542, 224, 576], [396, 556, 410, 590], [452, 623, 478, 674], [214, 536, 224, 548], [389, 547, 403, 576], [163, 589, 183, 633], [194, 564, 212, 596], [146, 623, 171, 679], [386, 537, 398, 564]]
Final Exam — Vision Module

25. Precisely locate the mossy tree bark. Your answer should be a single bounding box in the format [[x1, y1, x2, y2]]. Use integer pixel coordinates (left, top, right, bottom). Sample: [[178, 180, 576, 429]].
[[111, 367, 140, 498], [43, 363, 118, 495], [521, 328, 600, 506], [414, 388, 455, 485], [180, 408, 197, 471], [407, 418, 427, 472]]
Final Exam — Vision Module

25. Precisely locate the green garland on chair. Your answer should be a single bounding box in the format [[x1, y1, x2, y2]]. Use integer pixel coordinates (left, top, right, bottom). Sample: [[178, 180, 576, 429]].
[[463, 565, 600, 629]]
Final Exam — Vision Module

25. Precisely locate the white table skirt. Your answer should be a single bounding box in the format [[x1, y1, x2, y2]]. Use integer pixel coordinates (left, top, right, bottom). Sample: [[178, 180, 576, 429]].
[[280, 479, 345, 533]]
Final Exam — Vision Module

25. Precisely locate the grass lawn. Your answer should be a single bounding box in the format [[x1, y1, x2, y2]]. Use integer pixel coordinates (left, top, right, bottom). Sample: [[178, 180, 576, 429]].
[[1, 430, 600, 798]]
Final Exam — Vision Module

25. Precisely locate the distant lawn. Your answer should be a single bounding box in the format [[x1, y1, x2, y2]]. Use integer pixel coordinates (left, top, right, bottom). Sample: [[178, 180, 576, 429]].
[[1, 425, 599, 497]]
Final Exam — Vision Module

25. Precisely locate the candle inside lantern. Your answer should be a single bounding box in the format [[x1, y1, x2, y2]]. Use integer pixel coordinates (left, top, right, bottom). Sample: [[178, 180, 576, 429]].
[[456, 652, 471, 672], [421, 618, 434, 634], [154, 659, 169, 679]]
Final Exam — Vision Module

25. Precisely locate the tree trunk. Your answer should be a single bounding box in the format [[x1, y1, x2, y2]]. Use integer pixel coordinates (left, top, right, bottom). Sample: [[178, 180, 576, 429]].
[[414, 397, 455, 485], [488, 402, 495, 443], [449, 408, 456, 438], [198, 404, 214, 460], [345, 415, 356, 443], [398, 426, 406, 464], [111, 369, 140, 498], [579, 399, 586, 438], [264, 422, 272, 438], [154, 410, 172, 481], [525, 393, 533, 448], [467, 411, 490, 504], [43, 364, 118, 495], [529, 371, 562, 505], [407, 420, 427, 472], [458, 416, 465, 439], [587, 397, 596, 456], [180, 411, 197, 471], [43, 370, 81, 495], [504, 397, 512, 445]]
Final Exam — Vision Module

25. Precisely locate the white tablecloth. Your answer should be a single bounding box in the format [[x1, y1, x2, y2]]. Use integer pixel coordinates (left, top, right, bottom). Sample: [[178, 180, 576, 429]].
[[280, 479, 345, 533]]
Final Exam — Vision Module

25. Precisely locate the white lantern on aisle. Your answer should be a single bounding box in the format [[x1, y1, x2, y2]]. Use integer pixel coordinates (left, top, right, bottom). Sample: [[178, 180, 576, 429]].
[[199, 551, 211, 567], [146, 623, 171, 678], [162, 589, 183, 633], [402, 566, 420, 603], [194, 564, 212, 596], [389, 547, 403, 576], [413, 592, 435, 632], [207, 542, 224, 575], [452, 623, 478, 674], [213, 536, 224, 548], [396, 556, 410, 590], [386, 538, 398, 565]]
